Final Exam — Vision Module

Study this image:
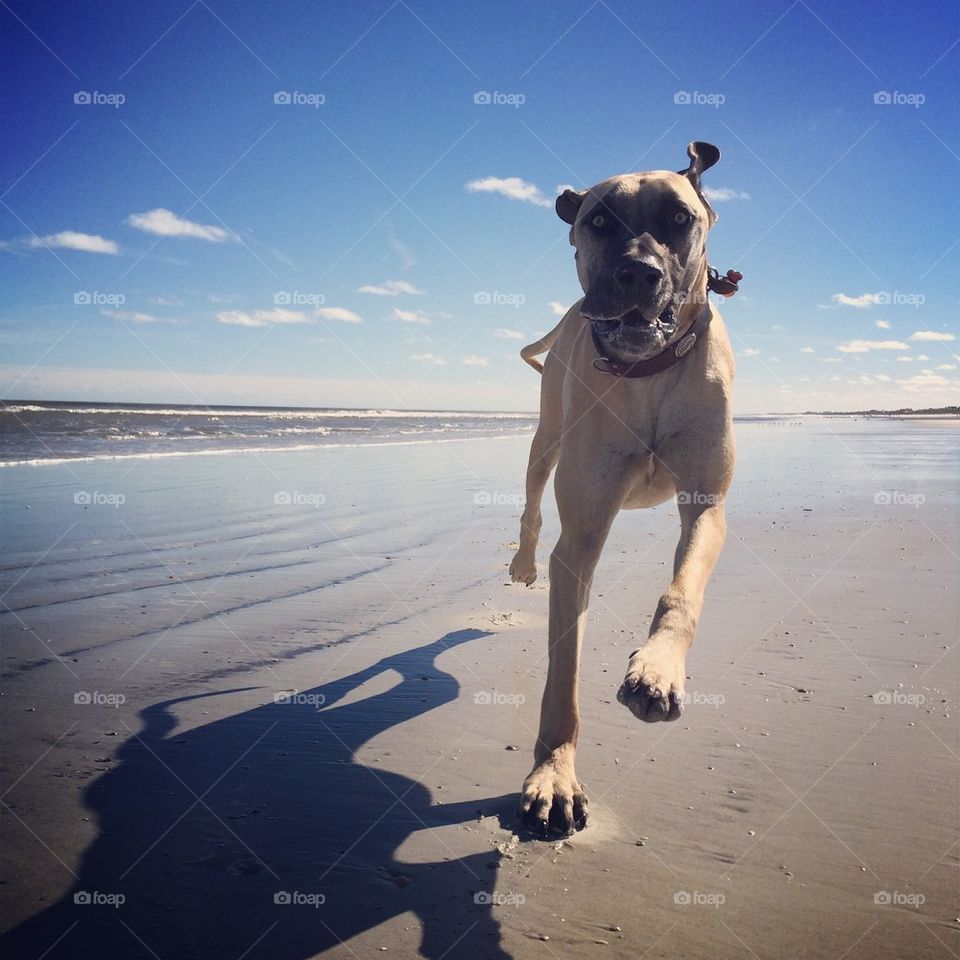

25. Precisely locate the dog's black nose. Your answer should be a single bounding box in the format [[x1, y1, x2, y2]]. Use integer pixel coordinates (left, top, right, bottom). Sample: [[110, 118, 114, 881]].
[[614, 265, 662, 289]]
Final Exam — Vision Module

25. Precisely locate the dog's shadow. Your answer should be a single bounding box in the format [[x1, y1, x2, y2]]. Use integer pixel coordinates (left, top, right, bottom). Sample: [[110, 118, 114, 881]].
[[3, 629, 518, 959]]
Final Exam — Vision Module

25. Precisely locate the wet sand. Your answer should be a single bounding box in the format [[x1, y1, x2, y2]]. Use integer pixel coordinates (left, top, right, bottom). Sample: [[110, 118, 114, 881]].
[[1, 418, 957, 959]]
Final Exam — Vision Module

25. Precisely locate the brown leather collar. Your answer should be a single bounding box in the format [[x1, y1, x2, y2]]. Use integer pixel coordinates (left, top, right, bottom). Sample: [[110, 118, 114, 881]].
[[591, 305, 712, 379]]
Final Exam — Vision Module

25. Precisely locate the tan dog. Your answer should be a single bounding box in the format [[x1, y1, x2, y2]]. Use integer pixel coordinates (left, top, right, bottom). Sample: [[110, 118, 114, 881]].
[[511, 142, 736, 836]]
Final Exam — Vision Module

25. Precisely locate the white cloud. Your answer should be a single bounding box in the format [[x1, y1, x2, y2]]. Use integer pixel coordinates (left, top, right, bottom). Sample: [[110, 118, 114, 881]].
[[820, 357, 843, 363], [936, 363, 957, 371], [831, 292, 882, 308], [741, 348, 761, 357], [357, 279, 424, 296], [410, 353, 446, 365], [703, 187, 751, 202], [391, 308, 430, 325], [462, 355, 489, 367], [127, 209, 232, 242], [315, 307, 362, 324], [548, 301, 568, 316], [800, 346, 814, 353], [465, 176, 552, 208], [837, 339, 908, 353], [896, 372, 953, 392], [897, 356, 913, 362], [910, 330, 956, 342], [917, 354, 929, 361], [875, 373, 892, 381], [495, 328, 524, 340], [28, 231, 118, 254], [216, 308, 310, 328], [875, 319, 891, 329], [102, 309, 159, 324]]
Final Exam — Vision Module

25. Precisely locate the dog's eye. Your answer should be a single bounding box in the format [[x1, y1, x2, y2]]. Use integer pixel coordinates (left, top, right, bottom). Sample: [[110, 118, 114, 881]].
[[591, 213, 606, 228], [674, 211, 692, 226]]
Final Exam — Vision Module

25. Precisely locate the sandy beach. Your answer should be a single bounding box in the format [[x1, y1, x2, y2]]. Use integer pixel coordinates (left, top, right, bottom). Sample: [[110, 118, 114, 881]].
[[1, 417, 957, 959]]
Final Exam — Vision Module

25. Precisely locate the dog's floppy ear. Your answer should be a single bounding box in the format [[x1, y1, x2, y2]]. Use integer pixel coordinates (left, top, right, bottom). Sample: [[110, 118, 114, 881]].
[[556, 188, 586, 225], [678, 140, 720, 227]]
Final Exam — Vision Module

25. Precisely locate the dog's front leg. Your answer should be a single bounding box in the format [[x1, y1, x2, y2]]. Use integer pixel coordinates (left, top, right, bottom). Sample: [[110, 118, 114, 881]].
[[519, 459, 628, 836], [618, 496, 727, 721]]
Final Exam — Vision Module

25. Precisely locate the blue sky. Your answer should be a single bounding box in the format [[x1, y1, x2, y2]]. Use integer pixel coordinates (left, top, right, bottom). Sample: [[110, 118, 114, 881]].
[[1, 0, 957, 413]]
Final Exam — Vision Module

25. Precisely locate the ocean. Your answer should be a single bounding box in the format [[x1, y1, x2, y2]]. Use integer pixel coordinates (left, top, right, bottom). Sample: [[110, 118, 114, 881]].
[[0, 400, 540, 465]]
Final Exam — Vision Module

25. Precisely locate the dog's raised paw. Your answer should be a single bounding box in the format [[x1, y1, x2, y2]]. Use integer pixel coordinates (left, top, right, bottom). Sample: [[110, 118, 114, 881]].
[[508, 553, 538, 586], [617, 678, 682, 722], [518, 760, 588, 838], [618, 644, 685, 722]]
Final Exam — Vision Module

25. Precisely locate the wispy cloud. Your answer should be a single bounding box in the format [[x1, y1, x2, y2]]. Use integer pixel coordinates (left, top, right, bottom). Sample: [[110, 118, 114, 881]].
[[358, 279, 424, 296], [466, 176, 553, 208], [800, 346, 814, 353], [936, 363, 957, 371], [102, 309, 166, 324], [741, 347, 761, 357], [495, 328, 524, 340], [837, 339, 908, 353], [547, 301, 568, 316], [875, 319, 891, 329], [410, 353, 446, 365], [703, 187, 751, 202], [127, 209, 233, 242], [216, 308, 310, 328], [910, 330, 955, 342], [462, 355, 489, 367], [315, 307, 362, 324], [897, 372, 955, 392], [831, 292, 882, 308], [28, 231, 118, 254], [391, 308, 430, 324]]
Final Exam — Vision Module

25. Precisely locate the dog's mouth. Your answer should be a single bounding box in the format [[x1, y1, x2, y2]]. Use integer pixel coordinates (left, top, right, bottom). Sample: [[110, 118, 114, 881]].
[[582, 305, 679, 354]]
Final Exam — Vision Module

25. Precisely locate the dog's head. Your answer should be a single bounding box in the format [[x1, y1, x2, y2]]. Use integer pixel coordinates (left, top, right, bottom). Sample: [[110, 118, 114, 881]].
[[558, 141, 720, 363]]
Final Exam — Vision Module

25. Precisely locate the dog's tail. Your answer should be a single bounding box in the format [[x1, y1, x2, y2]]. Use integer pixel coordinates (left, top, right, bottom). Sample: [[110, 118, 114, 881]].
[[520, 320, 563, 374]]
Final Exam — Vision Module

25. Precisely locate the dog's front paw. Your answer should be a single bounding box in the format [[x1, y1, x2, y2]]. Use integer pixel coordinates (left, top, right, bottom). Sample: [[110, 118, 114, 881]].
[[518, 753, 588, 838], [508, 550, 537, 586], [618, 641, 686, 722]]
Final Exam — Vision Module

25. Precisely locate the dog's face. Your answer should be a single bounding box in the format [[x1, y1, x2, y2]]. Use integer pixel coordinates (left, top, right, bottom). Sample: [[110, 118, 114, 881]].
[[558, 141, 720, 363]]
